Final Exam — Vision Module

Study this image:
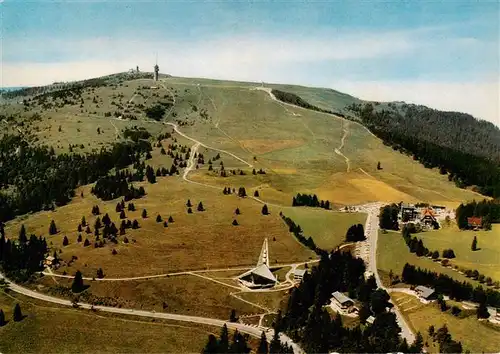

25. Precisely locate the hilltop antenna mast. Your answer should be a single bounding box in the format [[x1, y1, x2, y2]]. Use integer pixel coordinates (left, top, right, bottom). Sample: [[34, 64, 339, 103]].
[[153, 52, 159, 82]]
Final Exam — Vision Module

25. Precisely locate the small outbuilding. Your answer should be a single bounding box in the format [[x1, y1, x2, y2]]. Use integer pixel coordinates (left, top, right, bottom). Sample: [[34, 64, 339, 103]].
[[415, 285, 436, 300], [293, 268, 307, 281], [331, 291, 354, 310]]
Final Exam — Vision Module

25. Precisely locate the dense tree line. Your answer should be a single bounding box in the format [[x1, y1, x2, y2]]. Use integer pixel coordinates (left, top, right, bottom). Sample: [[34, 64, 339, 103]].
[[91, 173, 146, 201], [0, 134, 151, 222], [0, 226, 48, 282], [345, 224, 365, 242], [402, 263, 500, 307], [348, 103, 500, 197], [271, 89, 346, 118], [202, 324, 252, 353], [456, 199, 500, 229], [280, 213, 320, 254], [291, 193, 330, 210], [349, 102, 500, 163], [277, 251, 423, 353], [379, 204, 399, 230], [123, 127, 151, 142]]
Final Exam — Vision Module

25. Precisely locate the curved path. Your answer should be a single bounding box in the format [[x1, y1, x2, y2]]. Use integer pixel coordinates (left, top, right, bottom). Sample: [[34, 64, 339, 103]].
[[165, 122, 253, 168], [0, 272, 303, 353]]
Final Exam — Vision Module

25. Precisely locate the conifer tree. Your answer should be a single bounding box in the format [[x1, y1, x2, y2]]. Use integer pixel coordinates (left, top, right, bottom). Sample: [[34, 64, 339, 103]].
[[85, 225, 91, 234], [197, 202, 204, 211], [218, 324, 229, 352], [94, 217, 102, 229], [96, 268, 104, 279], [262, 204, 269, 215], [13, 304, 22, 322], [232, 219, 239, 226], [202, 334, 219, 354], [78, 224, 83, 232], [235, 207, 241, 215], [471, 236, 478, 251], [187, 207, 193, 214], [477, 301, 490, 318], [77, 234, 82, 242], [132, 219, 139, 229], [168, 216, 174, 223], [142, 209, 147, 218], [116, 203, 122, 212], [84, 239, 90, 247], [0, 309, 5, 326], [156, 214, 162, 222], [71, 271, 85, 293], [163, 221, 168, 227], [49, 220, 58, 235], [257, 331, 268, 354], [123, 237, 129, 243], [63, 236, 69, 246], [120, 210, 126, 219], [19, 225, 27, 243], [254, 190, 259, 197], [186, 199, 192, 207]]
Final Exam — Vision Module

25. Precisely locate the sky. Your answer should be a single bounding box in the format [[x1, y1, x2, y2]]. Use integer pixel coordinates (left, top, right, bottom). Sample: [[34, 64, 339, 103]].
[[1, 1, 499, 126]]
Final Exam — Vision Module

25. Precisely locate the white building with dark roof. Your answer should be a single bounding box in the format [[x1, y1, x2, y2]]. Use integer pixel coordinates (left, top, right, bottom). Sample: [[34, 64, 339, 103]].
[[415, 285, 436, 300], [238, 238, 277, 289]]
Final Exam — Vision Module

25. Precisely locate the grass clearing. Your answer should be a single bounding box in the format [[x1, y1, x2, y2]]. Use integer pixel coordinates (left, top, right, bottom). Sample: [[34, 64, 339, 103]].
[[0, 290, 214, 353], [281, 207, 367, 251], [418, 224, 500, 280], [391, 292, 500, 353], [377, 230, 482, 288]]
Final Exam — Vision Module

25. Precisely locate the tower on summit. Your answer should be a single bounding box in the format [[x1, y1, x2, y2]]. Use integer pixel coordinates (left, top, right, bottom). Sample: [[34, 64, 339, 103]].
[[154, 54, 159, 81]]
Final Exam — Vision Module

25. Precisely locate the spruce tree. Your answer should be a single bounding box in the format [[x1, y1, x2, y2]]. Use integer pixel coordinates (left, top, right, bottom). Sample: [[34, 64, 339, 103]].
[[202, 334, 219, 354], [186, 199, 192, 207], [187, 207, 193, 214], [262, 204, 269, 215], [477, 302, 490, 318], [197, 202, 204, 211], [120, 210, 126, 219], [232, 219, 239, 226], [72, 271, 85, 293], [0, 309, 5, 326], [81, 216, 86, 226], [96, 268, 104, 279], [471, 236, 478, 251], [257, 331, 268, 354], [19, 224, 27, 243], [85, 225, 91, 234], [77, 234, 82, 242], [254, 190, 259, 197], [163, 221, 168, 227], [142, 209, 147, 218], [235, 207, 241, 215], [84, 239, 90, 247], [229, 309, 237, 322], [132, 220, 139, 229], [168, 216, 174, 223], [63, 236, 69, 246], [115, 203, 122, 213], [78, 224, 83, 232], [49, 220, 58, 235], [156, 214, 162, 222], [13, 304, 22, 322], [218, 324, 229, 352]]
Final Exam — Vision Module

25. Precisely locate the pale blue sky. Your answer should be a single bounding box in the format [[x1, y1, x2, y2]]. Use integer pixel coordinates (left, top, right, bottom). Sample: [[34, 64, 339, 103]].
[[1, 1, 499, 124]]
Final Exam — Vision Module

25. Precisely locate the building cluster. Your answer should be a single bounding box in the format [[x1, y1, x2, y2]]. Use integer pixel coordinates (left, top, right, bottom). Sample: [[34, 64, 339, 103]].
[[399, 204, 448, 229]]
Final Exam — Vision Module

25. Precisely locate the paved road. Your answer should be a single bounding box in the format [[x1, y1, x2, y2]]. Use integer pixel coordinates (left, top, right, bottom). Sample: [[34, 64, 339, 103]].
[[360, 203, 416, 343], [0, 272, 303, 353]]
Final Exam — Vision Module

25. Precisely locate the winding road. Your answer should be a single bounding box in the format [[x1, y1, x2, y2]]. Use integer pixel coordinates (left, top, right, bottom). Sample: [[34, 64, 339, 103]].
[[0, 272, 302, 353]]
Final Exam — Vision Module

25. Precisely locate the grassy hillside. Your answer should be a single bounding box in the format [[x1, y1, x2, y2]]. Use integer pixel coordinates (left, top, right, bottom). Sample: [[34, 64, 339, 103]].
[[0, 291, 213, 353], [1, 74, 486, 207]]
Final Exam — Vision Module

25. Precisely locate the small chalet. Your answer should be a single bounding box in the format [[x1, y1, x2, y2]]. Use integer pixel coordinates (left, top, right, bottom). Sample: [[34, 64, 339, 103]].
[[44, 255, 56, 268], [467, 217, 483, 229], [293, 268, 307, 281], [415, 285, 436, 300], [366, 315, 375, 325], [420, 208, 438, 228], [331, 291, 354, 310]]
